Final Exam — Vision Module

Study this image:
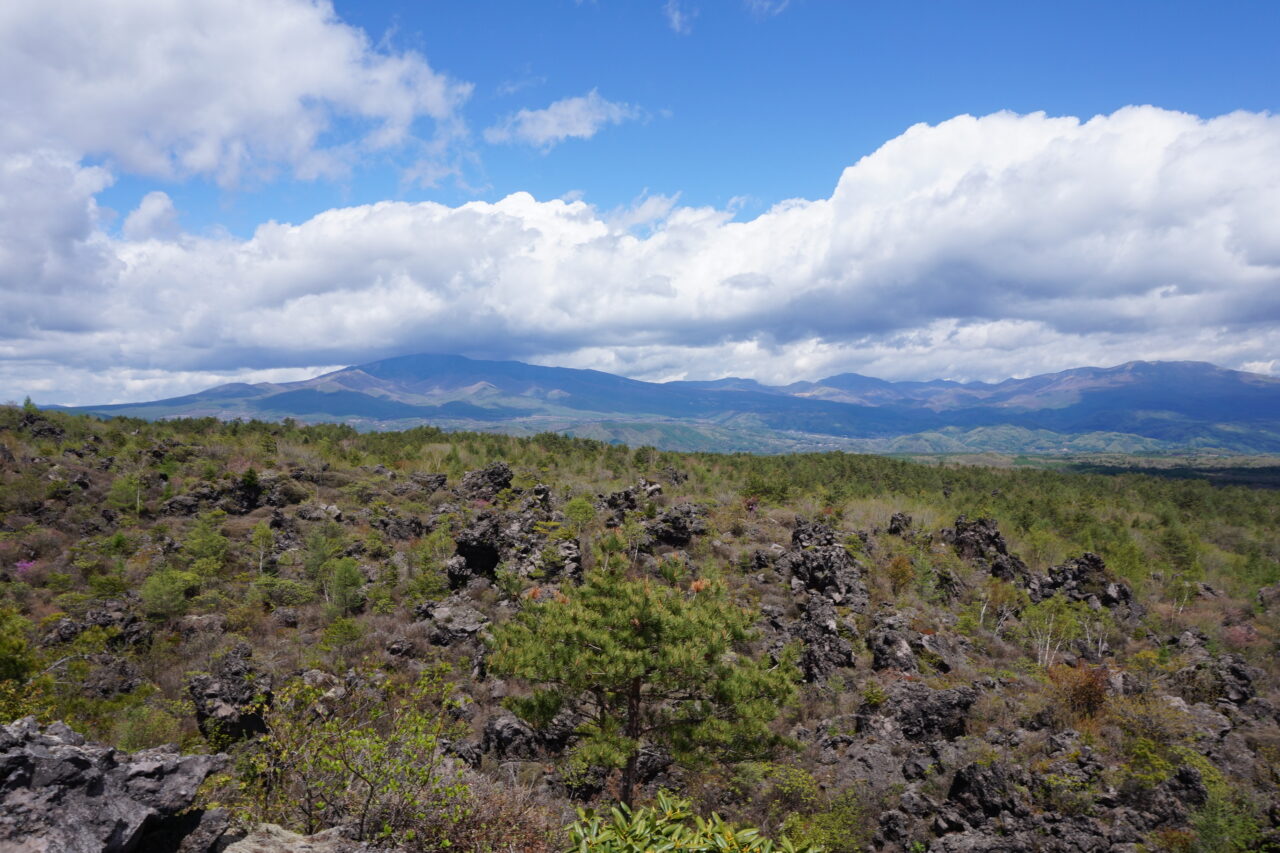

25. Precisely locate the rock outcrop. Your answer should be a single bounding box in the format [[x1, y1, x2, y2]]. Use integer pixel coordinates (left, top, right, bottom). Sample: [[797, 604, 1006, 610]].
[[221, 824, 374, 853], [0, 718, 227, 852], [776, 520, 869, 611], [643, 502, 707, 548], [867, 611, 920, 672], [855, 681, 978, 742], [765, 594, 857, 683], [456, 462, 512, 501], [1029, 551, 1145, 621], [187, 643, 272, 743], [597, 478, 662, 526], [887, 511, 913, 537], [414, 595, 489, 647], [942, 516, 1030, 585]]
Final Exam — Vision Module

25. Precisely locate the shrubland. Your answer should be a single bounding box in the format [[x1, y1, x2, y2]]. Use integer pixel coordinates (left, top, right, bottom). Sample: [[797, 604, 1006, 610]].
[[1, 403, 1279, 851]]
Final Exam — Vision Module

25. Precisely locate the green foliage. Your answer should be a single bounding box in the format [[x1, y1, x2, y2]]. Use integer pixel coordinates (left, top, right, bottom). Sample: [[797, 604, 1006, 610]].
[[563, 496, 596, 531], [1015, 596, 1087, 668], [320, 616, 365, 659], [8, 408, 1280, 848], [779, 789, 868, 853], [249, 521, 274, 574], [488, 568, 799, 806], [110, 698, 187, 751], [303, 521, 346, 583], [742, 474, 791, 505], [567, 790, 822, 853], [0, 607, 35, 682], [106, 472, 144, 514], [254, 576, 316, 607], [140, 569, 202, 619], [229, 667, 472, 847], [1189, 784, 1264, 852], [325, 557, 365, 616], [183, 510, 230, 575], [860, 682, 887, 709]]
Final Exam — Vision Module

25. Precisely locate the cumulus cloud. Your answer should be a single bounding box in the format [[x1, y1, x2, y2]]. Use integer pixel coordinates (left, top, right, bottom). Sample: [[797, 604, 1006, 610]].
[[0, 150, 117, 338], [0, 0, 472, 186], [122, 192, 180, 241], [5, 106, 1280, 403], [484, 90, 642, 150]]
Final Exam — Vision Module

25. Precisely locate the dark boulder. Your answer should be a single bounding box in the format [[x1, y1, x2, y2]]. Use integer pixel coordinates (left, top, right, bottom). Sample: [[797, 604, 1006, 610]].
[[942, 516, 1030, 585], [83, 655, 144, 699], [1171, 653, 1261, 706], [270, 606, 298, 628], [187, 643, 272, 743], [786, 594, 857, 682], [1029, 552, 1144, 621], [0, 717, 227, 852], [457, 462, 513, 501], [856, 681, 977, 742], [17, 411, 65, 440], [369, 507, 425, 541], [85, 599, 153, 648], [43, 599, 151, 649], [644, 502, 707, 547], [777, 544, 869, 611], [867, 611, 919, 673], [391, 471, 447, 498], [414, 596, 489, 646], [598, 478, 662, 526], [482, 712, 538, 760], [384, 636, 414, 657], [887, 512, 912, 537], [947, 761, 1030, 821], [296, 502, 343, 523], [791, 517, 838, 549]]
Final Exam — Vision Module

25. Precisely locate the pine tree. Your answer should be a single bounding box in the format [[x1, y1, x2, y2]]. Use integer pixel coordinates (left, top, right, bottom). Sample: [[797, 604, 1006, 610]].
[[487, 565, 798, 806]]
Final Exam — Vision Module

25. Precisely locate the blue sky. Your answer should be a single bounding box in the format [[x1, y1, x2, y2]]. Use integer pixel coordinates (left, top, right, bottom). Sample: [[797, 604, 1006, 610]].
[[3, 0, 1280, 404], [95, 0, 1280, 236]]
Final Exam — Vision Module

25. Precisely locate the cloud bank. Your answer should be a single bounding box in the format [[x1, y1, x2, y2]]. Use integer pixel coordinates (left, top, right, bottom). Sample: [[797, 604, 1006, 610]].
[[0, 0, 472, 186], [4, 103, 1280, 404]]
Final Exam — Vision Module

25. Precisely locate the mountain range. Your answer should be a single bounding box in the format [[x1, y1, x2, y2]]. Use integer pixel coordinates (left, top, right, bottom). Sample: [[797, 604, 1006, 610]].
[[60, 354, 1280, 454]]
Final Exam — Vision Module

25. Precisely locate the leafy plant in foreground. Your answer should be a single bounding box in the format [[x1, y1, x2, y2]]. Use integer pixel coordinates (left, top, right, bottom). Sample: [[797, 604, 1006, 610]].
[[567, 790, 822, 852]]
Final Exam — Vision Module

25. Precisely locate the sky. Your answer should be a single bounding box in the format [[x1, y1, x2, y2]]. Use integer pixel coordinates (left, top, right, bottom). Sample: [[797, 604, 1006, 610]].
[[3, 0, 1280, 405]]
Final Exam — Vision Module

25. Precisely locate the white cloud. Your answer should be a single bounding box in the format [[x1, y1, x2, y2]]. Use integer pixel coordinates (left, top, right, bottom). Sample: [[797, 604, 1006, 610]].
[[5, 107, 1280, 404], [663, 0, 696, 35], [0, 150, 117, 338], [0, 0, 473, 186], [607, 191, 682, 232], [122, 192, 180, 241], [484, 90, 642, 150]]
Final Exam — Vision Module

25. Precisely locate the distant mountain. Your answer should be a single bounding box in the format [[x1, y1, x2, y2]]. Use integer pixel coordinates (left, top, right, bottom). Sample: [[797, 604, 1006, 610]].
[[62, 355, 1280, 454]]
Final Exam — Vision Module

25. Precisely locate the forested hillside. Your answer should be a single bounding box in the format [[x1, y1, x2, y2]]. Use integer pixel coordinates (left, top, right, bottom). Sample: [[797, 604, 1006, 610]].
[[1, 403, 1279, 852]]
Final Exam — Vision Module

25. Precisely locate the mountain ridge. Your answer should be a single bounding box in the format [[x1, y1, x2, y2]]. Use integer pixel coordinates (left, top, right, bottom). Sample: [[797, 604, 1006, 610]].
[[59, 355, 1280, 454]]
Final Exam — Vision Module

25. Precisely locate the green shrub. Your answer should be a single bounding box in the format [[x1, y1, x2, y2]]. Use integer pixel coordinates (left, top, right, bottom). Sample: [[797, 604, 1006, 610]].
[[780, 790, 868, 853], [568, 790, 822, 852], [254, 576, 315, 607], [228, 666, 472, 848], [140, 569, 201, 619]]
